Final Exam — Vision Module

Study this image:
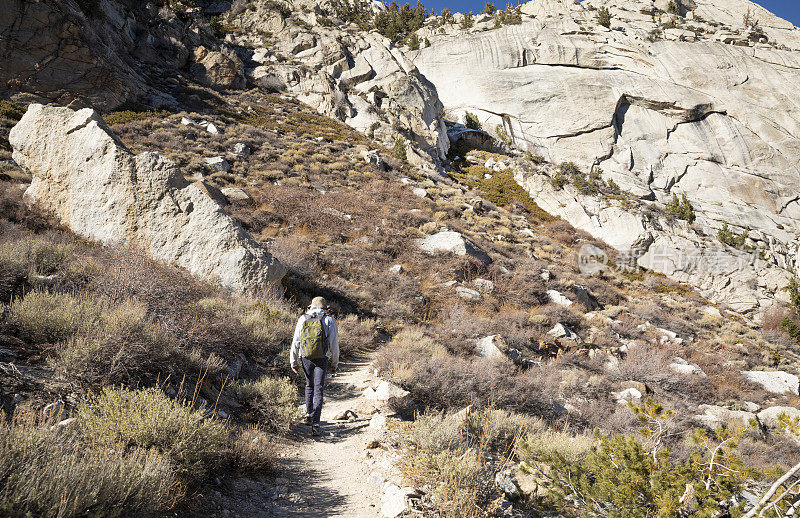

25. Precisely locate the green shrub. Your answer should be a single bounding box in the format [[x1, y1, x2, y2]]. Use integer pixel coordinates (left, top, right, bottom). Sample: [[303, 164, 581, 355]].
[[0, 238, 75, 277], [231, 376, 300, 433], [484, 2, 496, 15], [372, 1, 428, 42], [597, 6, 611, 28], [0, 409, 175, 518], [78, 386, 227, 481], [451, 168, 556, 222], [717, 222, 750, 249], [464, 111, 482, 131], [0, 100, 24, 122], [460, 11, 474, 29], [407, 32, 420, 50], [665, 192, 696, 223], [496, 6, 522, 25], [527, 399, 755, 517], [393, 136, 408, 160], [7, 290, 102, 344]]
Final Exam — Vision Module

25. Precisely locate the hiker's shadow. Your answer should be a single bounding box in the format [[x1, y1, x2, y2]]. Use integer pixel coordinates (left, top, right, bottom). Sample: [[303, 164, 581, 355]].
[[293, 420, 370, 443]]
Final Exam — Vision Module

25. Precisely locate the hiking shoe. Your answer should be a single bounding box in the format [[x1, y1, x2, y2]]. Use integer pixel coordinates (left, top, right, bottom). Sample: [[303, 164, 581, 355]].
[[311, 425, 321, 436], [304, 415, 313, 426]]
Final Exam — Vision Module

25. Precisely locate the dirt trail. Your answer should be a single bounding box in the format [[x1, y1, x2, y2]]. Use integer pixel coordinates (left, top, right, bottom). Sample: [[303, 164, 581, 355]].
[[204, 354, 395, 517]]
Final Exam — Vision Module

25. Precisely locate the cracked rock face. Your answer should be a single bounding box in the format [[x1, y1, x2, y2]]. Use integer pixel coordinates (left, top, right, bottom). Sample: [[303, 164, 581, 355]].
[[413, 0, 800, 311], [230, 0, 449, 163], [9, 104, 285, 291]]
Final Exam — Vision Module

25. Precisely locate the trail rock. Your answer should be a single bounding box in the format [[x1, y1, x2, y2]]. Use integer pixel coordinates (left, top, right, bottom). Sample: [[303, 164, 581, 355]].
[[374, 381, 409, 401], [381, 487, 418, 518], [10, 104, 285, 292]]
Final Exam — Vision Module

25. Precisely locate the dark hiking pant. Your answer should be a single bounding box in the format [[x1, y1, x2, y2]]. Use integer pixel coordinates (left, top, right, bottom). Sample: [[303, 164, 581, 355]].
[[301, 357, 328, 425]]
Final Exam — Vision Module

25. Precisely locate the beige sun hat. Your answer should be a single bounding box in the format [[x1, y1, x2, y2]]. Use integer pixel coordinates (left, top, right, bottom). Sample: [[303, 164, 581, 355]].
[[310, 296, 327, 309]]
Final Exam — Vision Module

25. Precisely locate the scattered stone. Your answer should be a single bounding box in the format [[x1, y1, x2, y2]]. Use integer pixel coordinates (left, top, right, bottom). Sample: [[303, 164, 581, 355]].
[[547, 323, 580, 342], [204, 156, 232, 173], [473, 278, 495, 293], [475, 335, 507, 360], [703, 306, 722, 317], [181, 116, 196, 126], [456, 286, 482, 301], [374, 381, 410, 401], [546, 289, 573, 307], [415, 231, 491, 264], [381, 487, 417, 518], [619, 380, 650, 394], [232, 142, 251, 158], [361, 149, 387, 170], [669, 358, 706, 376], [611, 387, 642, 402], [412, 187, 428, 198], [220, 187, 252, 203], [389, 264, 403, 274], [697, 404, 756, 428], [571, 285, 600, 310], [540, 269, 552, 281], [333, 409, 357, 421], [743, 371, 800, 395], [495, 469, 521, 498], [693, 414, 726, 430], [205, 122, 220, 134], [363, 387, 377, 400]]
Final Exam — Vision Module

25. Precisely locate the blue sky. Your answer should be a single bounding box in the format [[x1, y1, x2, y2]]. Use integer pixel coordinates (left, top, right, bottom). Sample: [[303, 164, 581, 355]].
[[412, 1, 800, 27]]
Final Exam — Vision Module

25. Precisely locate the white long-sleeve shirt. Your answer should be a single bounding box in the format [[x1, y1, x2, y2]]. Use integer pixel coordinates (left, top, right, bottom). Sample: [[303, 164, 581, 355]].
[[290, 306, 339, 370]]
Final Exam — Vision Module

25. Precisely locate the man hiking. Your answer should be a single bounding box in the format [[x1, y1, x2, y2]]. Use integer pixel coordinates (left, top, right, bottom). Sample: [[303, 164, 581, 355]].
[[290, 296, 339, 436]]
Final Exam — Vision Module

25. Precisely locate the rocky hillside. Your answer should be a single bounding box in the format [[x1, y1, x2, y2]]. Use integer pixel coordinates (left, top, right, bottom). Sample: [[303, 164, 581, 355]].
[[5, 0, 800, 516], [411, 0, 800, 317]]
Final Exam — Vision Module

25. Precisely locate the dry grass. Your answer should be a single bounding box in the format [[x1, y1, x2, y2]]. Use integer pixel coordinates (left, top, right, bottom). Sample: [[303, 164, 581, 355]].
[[0, 407, 176, 518]]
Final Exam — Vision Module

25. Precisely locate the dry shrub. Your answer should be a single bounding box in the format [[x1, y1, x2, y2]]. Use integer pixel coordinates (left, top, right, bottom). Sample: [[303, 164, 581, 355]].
[[230, 376, 300, 434], [337, 314, 379, 355], [229, 426, 276, 474], [7, 290, 103, 345], [52, 299, 170, 386], [78, 386, 227, 482], [762, 305, 792, 334], [0, 408, 175, 518], [268, 234, 321, 278], [376, 328, 560, 416], [89, 245, 208, 319]]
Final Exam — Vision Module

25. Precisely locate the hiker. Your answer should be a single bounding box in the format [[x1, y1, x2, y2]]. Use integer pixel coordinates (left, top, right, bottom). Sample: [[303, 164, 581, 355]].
[[290, 296, 339, 436]]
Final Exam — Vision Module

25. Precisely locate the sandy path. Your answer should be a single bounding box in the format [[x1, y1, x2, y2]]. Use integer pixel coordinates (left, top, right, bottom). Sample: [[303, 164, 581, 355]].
[[201, 354, 396, 518], [272, 352, 398, 517]]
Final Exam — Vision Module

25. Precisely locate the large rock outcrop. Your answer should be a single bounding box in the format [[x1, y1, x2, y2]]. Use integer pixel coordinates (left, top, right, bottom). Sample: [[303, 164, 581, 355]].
[[9, 104, 285, 291], [226, 0, 449, 163], [412, 0, 800, 313], [1, 0, 240, 110]]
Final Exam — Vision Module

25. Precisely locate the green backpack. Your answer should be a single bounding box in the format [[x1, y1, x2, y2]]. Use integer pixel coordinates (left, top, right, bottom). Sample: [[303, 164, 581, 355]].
[[300, 318, 327, 360]]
